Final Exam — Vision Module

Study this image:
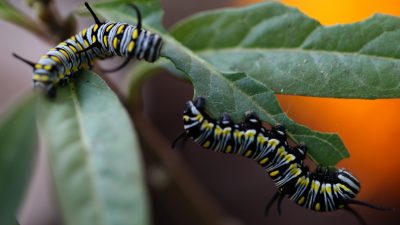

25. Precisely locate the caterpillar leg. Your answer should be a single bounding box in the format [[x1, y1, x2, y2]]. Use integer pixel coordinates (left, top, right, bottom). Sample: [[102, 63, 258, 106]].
[[103, 57, 132, 73], [43, 84, 56, 99], [264, 192, 280, 216], [264, 192, 285, 216], [59, 78, 69, 86], [276, 193, 285, 215], [171, 131, 188, 149], [103, 3, 144, 73]]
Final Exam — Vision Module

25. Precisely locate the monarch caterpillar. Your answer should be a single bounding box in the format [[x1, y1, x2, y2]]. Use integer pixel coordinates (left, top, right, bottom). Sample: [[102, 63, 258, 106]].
[[13, 2, 163, 98], [174, 97, 392, 225]]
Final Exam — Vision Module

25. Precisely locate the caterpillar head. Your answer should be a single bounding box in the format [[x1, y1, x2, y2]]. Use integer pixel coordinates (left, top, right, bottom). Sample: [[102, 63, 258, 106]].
[[32, 63, 58, 98], [184, 97, 205, 117]]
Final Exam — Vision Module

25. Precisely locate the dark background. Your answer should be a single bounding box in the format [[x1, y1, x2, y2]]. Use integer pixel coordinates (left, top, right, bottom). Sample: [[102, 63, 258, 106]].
[[0, 0, 399, 225]]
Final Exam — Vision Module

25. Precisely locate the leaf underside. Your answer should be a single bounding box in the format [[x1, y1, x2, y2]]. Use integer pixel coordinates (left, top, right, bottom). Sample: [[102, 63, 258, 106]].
[[37, 72, 150, 225]]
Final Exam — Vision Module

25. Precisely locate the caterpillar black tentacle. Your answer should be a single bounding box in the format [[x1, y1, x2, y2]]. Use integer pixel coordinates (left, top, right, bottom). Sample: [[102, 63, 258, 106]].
[[177, 97, 392, 224], [13, 1, 163, 98]]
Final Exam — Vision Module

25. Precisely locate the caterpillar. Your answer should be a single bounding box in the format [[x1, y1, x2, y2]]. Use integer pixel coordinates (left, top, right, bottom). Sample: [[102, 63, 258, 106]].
[[174, 97, 392, 225], [13, 2, 163, 98]]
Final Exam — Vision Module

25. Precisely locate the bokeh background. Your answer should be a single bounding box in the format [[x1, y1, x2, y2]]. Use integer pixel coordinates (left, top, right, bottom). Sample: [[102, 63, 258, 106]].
[[1, 0, 400, 224]]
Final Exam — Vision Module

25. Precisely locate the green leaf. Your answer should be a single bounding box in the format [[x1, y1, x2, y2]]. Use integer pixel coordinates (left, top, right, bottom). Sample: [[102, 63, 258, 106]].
[[95, 1, 348, 165], [0, 94, 37, 225], [171, 2, 400, 99], [36, 72, 150, 225], [162, 35, 348, 166]]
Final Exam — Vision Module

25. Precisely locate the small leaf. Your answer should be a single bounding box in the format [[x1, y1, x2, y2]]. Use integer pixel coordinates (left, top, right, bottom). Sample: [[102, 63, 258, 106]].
[[171, 2, 400, 99], [0, 94, 37, 225], [0, 0, 46, 39], [95, 1, 348, 165], [36, 72, 150, 225]]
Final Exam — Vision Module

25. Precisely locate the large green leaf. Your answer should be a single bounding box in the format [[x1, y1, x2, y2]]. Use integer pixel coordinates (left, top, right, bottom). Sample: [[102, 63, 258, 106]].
[[171, 2, 400, 99], [36, 72, 150, 225], [0, 94, 37, 225], [95, 1, 348, 165]]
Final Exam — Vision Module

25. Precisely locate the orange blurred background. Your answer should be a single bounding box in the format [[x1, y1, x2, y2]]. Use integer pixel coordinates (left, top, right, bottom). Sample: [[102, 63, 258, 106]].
[[1, 0, 399, 224], [236, 0, 400, 199]]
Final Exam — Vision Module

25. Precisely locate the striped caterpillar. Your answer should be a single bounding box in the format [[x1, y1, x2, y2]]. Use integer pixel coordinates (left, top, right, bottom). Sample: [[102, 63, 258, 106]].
[[174, 97, 392, 225], [13, 2, 163, 98]]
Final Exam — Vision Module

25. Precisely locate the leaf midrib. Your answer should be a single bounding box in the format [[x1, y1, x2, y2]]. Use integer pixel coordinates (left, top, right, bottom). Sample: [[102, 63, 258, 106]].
[[69, 82, 107, 225], [195, 47, 400, 62]]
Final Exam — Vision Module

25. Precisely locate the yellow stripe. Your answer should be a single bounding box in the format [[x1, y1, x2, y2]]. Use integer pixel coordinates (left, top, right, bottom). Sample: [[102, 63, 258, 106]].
[[132, 29, 139, 39], [50, 56, 61, 63], [183, 115, 190, 122], [326, 184, 332, 194], [92, 35, 97, 43], [93, 24, 99, 32], [84, 39, 89, 47], [82, 28, 87, 36], [195, 114, 203, 121], [117, 25, 125, 34], [297, 196, 305, 205], [128, 41, 135, 52], [225, 145, 232, 153], [315, 203, 321, 211], [269, 170, 279, 176], [113, 37, 119, 49], [44, 65, 52, 70], [259, 157, 269, 165], [202, 141, 211, 148], [214, 126, 222, 135], [244, 150, 252, 157], [69, 45, 77, 53], [59, 49, 69, 58], [34, 64, 42, 69], [103, 36, 108, 47], [106, 24, 114, 32], [33, 74, 41, 80]]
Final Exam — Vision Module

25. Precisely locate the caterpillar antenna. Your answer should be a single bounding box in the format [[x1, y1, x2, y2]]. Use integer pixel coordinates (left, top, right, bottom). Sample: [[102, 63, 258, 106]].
[[13, 53, 35, 67], [344, 206, 367, 225], [347, 199, 393, 211], [129, 4, 142, 31]]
